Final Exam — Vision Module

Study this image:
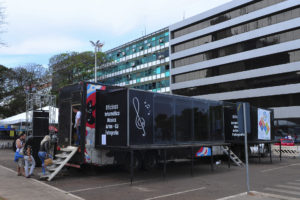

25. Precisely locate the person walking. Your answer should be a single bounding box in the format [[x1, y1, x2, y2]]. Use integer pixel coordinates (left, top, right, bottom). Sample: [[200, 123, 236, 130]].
[[24, 145, 35, 178], [73, 107, 81, 145], [15, 133, 26, 176], [38, 135, 52, 175]]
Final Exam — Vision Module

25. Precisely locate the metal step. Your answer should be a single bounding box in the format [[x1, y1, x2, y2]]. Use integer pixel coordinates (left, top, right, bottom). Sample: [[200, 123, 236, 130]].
[[55, 153, 69, 158], [60, 146, 77, 152], [222, 146, 245, 167], [39, 146, 78, 181], [39, 172, 51, 179], [47, 166, 57, 172], [52, 159, 64, 165], [47, 146, 78, 181]]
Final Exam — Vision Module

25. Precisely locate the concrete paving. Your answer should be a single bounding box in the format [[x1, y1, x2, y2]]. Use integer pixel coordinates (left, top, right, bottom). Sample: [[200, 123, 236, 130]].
[[217, 191, 300, 200], [1, 149, 300, 200], [0, 165, 83, 200]]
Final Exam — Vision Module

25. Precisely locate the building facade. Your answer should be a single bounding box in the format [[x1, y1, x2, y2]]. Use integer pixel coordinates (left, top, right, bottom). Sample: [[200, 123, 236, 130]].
[[98, 27, 170, 93], [169, 0, 300, 138]]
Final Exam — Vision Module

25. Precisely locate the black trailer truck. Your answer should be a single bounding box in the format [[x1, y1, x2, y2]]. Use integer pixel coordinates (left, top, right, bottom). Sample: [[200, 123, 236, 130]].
[[57, 82, 275, 171], [57, 82, 230, 169]]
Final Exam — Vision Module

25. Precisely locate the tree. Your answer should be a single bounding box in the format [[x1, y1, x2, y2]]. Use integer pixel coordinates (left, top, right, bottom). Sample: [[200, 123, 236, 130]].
[[0, 65, 13, 99], [50, 51, 106, 93], [0, 64, 49, 118], [0, 65, 15, 118]]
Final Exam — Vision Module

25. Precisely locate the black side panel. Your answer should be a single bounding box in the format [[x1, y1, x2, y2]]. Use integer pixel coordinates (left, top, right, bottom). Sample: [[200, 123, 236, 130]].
[[58, 83, 82, 147], [224, 103, 242, 142], [72, 91, 81, 104], [59, 84, 81, 101], [32, 111, 49, 137], [30, 136, 43, 167], [58, 101, 71, 146], [153, 94, 175, 144], [96, 89, 128, 147], [175, 97, 193, 143], [209, 104, 224, 141], [129, 90, 154, 145], [194, 100, 210, 141]]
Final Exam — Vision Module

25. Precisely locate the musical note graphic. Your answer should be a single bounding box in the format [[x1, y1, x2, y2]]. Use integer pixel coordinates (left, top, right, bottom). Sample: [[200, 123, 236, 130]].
[[144, 101, 151, 116], [133, 97, 146, 136]]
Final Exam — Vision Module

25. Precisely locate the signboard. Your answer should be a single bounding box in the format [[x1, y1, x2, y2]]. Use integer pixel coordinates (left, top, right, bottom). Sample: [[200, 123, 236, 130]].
[[237, 102, 251, 134], [129, 90, 153, 145], [96, 89, 127, 146], [257, 108, 271, 140]]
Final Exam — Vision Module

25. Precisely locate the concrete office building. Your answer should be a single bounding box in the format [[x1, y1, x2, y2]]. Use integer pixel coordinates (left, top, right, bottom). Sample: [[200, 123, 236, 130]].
[[98, 27, 170, 93], [169, 0, 300, 137]]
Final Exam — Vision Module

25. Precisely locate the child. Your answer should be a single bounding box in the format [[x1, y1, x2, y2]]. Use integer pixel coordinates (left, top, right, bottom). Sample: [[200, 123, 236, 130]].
[[24, 145, 35, 178]]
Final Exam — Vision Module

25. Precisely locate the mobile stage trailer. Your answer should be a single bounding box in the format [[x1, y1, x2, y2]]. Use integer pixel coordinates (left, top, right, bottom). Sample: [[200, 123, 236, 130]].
[[51, 82, 274, 181], [57, 82, 230, 168]]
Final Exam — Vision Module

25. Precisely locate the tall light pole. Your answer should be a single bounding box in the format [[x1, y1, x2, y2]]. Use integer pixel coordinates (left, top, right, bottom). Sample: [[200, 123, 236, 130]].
[[90, 40, 104, 83]]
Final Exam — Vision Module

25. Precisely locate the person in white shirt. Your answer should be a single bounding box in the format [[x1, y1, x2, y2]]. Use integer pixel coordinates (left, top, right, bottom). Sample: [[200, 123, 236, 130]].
[[73, 107, 81, 145], [15, 133, 26, 176]]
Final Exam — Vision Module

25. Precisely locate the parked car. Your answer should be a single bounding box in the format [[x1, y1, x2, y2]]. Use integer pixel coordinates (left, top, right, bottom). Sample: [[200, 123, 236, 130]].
[[274, 138, 295, 146]]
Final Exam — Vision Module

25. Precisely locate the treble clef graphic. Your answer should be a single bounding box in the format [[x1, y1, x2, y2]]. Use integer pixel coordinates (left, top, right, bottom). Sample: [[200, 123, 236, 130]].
[[132, 97, 146, 136]]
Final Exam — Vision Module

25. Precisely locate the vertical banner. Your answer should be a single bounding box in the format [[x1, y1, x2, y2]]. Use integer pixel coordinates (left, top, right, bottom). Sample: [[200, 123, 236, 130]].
[[257, 108, 271, 140]]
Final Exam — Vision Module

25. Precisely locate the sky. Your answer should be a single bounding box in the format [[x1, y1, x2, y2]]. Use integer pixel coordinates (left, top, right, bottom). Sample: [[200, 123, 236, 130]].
[[0, 0, 231, 68]]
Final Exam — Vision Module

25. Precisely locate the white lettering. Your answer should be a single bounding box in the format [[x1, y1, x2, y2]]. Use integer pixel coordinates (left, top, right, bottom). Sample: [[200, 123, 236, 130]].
[[107, 118, 117, 123], [106, 104, 119, 110], [105, 130, 119, 136], [104, 111, 120, 117]]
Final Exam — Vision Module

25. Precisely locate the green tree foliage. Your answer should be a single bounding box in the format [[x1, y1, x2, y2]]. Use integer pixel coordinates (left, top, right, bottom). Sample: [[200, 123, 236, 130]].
[[49, 51, 105, 93], [0, 64, 49, 118], [0, 65, 13, 99]]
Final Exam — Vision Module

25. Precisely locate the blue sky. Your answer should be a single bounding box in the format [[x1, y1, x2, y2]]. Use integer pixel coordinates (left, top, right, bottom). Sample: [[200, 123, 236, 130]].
[[0, 0, 231, 68]]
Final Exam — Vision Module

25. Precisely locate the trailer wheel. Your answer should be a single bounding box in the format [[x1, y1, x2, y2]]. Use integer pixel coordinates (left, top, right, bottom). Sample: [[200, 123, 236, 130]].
[[143, 152, 158, 171]]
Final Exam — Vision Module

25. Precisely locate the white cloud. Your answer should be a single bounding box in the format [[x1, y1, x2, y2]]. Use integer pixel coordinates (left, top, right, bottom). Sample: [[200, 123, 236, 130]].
[[0, 36, 84, 54], [0, 0, 231, 59]]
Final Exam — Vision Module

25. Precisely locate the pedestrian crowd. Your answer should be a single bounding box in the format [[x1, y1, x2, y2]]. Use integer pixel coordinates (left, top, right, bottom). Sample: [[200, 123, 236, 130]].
[[14, 133, 53, 178]]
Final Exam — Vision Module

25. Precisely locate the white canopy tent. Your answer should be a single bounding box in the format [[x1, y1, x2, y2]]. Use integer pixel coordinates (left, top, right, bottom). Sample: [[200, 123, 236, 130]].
[[0, 106, 58, 126]]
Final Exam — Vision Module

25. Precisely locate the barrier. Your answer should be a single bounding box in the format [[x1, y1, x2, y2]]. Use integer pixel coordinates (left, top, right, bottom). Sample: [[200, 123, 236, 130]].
[[271, 145, 300, 158], [0, 140, 13, 149]]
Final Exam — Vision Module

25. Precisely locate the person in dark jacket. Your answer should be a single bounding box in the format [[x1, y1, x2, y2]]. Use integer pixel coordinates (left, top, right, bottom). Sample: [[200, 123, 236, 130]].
[[38, 135, 52, 175]]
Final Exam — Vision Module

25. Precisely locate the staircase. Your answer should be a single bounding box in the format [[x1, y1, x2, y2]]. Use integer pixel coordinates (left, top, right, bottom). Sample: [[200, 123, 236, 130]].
[[222, 146, 245, 167], [40, 146, 78, 181]]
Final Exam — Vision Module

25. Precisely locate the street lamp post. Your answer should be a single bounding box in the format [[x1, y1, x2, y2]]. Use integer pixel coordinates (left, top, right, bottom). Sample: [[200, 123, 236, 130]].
[[90, 40, 104, 83]]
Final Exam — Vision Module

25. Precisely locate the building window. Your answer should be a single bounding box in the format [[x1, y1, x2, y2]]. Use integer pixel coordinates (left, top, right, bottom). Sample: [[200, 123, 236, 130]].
[[173, 28, 300, 68], [172, 0, 286, 39], [172, 7, 300, 53], [172, 49, 300, 84], [173, 71, 300, 96]]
